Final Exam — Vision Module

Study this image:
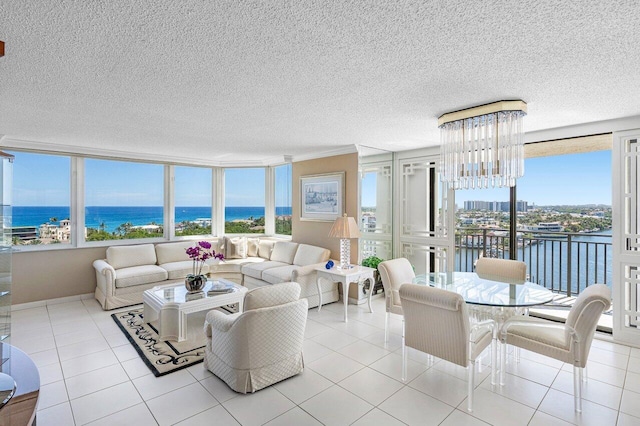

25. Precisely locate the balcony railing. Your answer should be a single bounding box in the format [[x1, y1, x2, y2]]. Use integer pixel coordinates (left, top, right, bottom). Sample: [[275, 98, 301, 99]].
[[455, 227, 612, 297]]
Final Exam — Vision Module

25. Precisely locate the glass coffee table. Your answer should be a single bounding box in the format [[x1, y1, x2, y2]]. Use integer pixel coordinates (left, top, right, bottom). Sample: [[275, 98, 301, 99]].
[[143, 279, 247, 342]]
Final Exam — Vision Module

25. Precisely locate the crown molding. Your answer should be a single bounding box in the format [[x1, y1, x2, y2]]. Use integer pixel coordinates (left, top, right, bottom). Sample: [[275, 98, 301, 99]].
[[291, 145, 358, 162], [0, 137, 291, 167]]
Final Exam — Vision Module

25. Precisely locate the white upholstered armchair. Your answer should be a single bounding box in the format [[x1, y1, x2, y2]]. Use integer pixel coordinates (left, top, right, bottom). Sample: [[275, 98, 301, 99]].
[[377, 258, 415, 344], [399, 283, 495, 412], [500, 283, 611, 412], [204, 281, 308, 393]]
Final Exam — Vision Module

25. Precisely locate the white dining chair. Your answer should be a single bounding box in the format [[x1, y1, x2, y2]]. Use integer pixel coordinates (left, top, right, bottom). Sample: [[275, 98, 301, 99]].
[[475, 257, 526, 283], [377, 258, 415, 344], [399, 283, 495, 412], [500, 283, 611, 412]]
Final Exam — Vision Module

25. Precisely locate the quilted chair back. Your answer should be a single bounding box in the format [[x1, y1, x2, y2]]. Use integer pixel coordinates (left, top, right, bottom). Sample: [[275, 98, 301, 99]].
[[475, 257, 526, 284], [565, 283, 611, 367], [378, 258, 415, 315], [399, 283, 470, 367]]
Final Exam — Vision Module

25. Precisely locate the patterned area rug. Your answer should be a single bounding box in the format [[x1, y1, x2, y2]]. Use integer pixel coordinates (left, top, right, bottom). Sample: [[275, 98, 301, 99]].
[[111, 307, 231, 377]]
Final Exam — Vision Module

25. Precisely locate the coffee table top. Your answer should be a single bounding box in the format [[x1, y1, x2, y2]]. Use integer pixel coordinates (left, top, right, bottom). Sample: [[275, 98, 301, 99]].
[[148, 279, 246, 304]]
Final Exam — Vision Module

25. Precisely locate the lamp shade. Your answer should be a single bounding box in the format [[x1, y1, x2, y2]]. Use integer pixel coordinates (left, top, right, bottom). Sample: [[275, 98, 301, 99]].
[[328, 214, 360, 239]]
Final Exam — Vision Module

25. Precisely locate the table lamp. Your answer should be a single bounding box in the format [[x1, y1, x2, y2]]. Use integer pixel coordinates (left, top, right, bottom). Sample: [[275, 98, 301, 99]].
[[328, 214, 360, 270]]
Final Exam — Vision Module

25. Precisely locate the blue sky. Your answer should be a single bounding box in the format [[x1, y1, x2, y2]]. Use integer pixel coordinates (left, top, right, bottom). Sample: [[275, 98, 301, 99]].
[[10, 150, 610, 207], [9, 152, 291, 207], [455, 150, 612, 207]]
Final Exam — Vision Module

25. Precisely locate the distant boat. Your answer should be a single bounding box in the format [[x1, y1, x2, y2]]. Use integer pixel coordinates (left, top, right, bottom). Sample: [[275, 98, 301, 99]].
[[522, 222, 565, 238]]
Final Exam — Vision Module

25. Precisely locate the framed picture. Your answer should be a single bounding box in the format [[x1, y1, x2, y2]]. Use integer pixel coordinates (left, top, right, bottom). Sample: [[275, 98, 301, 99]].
[[300, 172, 345, 221]]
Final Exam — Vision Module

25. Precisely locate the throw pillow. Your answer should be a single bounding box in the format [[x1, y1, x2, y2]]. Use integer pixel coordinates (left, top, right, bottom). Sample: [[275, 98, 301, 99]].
[[258, 240, 275, 259], [225, 236, 247, 259], [247, 238, 260, 257]]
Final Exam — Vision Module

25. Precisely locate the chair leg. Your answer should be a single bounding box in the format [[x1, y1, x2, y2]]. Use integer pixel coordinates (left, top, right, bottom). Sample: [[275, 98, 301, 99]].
[[573, 366, 583, 412], [401, 337, 407, 382], [500, 340, 507, 386], [467, 360, 474, 412], [384, 312, 390, 344], [490, 337, 497, 385]]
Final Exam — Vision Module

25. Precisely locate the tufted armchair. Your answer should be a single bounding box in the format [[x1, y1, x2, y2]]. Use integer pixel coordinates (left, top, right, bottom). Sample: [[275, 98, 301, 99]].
[[203, 281, 308, 393]]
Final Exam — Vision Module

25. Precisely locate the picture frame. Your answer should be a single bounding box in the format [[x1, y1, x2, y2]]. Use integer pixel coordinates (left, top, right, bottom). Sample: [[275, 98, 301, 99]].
[[300, 172, 345, 221]]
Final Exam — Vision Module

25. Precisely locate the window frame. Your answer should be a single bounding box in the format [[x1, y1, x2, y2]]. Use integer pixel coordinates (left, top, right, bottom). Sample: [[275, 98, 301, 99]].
[[9, 149, 292, 251]]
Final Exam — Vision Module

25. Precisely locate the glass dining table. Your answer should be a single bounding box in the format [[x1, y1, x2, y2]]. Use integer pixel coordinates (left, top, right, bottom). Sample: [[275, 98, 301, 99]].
[[413, 271, 555, 309], [412, 271, 556, 384]]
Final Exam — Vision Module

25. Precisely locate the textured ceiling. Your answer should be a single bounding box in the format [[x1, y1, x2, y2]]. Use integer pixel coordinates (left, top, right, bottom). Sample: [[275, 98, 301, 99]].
[[1, 1, 639, 164]]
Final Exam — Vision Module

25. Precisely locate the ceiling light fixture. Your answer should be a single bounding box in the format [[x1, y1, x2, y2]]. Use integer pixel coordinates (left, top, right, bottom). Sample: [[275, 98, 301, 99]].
[[438, 100, 527, 189]]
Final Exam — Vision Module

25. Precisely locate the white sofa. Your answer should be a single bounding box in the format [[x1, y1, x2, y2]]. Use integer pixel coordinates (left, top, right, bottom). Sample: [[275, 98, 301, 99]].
[[93, 237, 337, 310]]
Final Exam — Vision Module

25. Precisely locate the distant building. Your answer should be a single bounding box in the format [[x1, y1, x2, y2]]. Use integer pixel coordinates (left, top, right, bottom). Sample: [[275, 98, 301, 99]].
[[12, 226, 37, 241], [464, 200, 528, 212]]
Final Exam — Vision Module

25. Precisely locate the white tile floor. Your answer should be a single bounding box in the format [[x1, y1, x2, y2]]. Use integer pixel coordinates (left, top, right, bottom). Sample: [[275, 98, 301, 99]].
[[10, 294, 640, 426]]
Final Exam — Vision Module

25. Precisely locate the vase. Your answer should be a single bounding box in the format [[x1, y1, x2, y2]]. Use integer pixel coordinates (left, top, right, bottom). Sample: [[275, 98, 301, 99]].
[[185, 274, 206, 292]]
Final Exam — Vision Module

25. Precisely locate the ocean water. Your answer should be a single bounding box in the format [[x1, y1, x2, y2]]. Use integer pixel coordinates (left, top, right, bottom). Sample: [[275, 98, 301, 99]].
[[12, 206, 292, 233]]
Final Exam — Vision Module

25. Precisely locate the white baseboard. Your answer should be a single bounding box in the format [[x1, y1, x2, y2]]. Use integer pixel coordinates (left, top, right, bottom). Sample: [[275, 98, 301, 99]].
[[12, 292, 95, 311]]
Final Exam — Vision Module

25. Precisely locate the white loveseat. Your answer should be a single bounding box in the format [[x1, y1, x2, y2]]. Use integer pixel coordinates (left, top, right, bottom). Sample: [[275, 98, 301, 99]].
[[93, 237, 337, 310]]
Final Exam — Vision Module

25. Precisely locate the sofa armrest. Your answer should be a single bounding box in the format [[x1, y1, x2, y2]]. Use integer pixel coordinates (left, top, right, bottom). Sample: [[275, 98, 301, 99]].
[[93, 259, 116, 295], [291, 262, 327, 282]]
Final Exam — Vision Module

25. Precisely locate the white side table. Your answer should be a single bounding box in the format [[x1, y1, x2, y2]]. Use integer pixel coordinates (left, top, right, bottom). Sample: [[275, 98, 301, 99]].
[[315, 265, 375, 322]]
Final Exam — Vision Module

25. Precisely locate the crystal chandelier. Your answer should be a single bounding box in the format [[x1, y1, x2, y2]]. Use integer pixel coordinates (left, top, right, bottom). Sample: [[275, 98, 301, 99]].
[[438, 100, 527, 189]]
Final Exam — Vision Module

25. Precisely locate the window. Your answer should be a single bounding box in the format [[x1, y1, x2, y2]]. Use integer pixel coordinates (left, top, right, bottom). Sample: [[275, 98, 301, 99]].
[[85, 159, 164, 241], [516, 150, 612, 294], [224, 168, 265, 234], [175, 166, 213, 236], [8, 151, 71, 246], [274, 164, 292, 235], [455, 187, 511, 270]]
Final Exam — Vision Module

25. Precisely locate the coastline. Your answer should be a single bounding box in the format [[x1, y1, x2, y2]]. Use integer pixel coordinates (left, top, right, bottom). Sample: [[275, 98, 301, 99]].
[[12, 206, 292, 233]]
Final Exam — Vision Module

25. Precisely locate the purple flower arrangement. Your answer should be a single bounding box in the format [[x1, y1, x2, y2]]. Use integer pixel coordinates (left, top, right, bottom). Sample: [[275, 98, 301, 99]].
[[185, 241, 224, 277]]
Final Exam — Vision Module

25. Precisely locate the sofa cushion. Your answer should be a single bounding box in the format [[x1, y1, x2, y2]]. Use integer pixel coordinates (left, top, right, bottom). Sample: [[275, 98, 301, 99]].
[[107, 244, 157, 270], [270, 241, 299, 264], [258, 240, 275, 259], [247, 238, 260, 257], [209, 257, 265, 274], [159, 260, 209, 280], [155, 241, 196, 265], [225, 236, 247, 259], [261, 265, 298, 285], [241, 261, 288, 280], [114, 265, 168, 288], [293, 244, 331, 266], [243, 281, 301, 311]]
